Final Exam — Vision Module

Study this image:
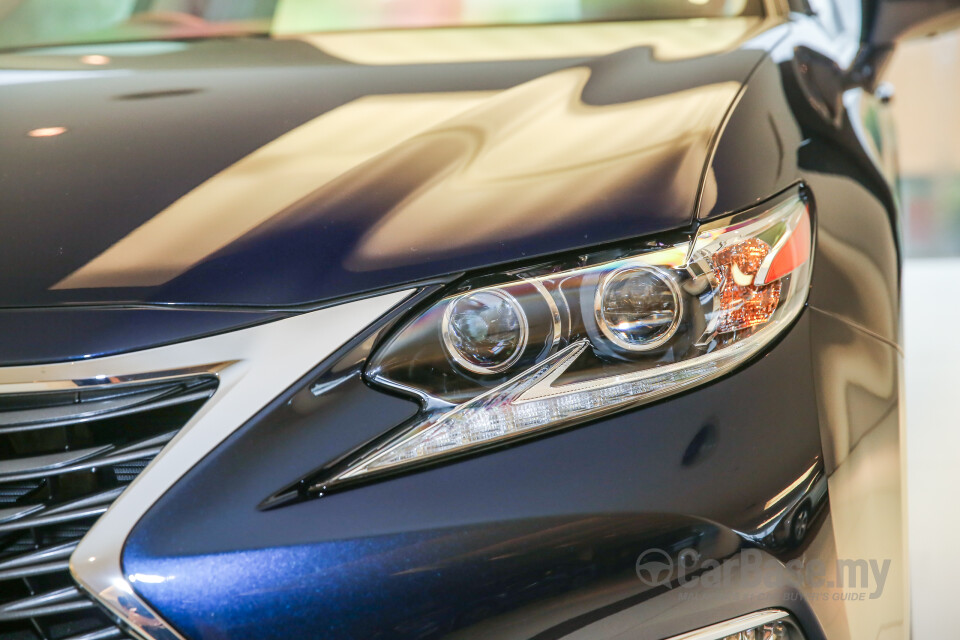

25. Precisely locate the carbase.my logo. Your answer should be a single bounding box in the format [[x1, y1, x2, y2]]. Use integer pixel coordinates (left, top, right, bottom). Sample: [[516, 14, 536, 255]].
[[634, 547, 891, 600], [635, 548, 674, 586]]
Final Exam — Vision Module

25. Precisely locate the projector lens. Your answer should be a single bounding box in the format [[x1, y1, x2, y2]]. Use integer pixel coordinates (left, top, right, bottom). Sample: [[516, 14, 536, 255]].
[[442, 290, 528, 374], [596, 266, 682, 351]]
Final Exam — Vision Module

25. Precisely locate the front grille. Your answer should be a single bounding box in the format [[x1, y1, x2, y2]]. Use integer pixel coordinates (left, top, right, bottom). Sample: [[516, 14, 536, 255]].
[[0, 376, 217, 640]]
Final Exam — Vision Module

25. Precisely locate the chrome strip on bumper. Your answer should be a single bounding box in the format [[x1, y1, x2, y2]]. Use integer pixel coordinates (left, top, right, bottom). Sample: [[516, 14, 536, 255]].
[[666, 609, 798, 640]]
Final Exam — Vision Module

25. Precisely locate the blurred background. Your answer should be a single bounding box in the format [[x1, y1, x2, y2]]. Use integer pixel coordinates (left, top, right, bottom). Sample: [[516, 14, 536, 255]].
[[888, 32, 960, 258], [887, 30, 960, 640]]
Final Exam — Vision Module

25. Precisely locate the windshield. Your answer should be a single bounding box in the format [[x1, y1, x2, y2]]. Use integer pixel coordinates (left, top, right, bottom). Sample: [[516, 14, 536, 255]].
[[0, 0, 763, 50]]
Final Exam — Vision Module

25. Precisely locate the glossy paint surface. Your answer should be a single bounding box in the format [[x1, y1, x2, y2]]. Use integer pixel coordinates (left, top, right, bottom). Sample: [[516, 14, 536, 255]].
[[126, 312, 828, 640], [0, 19, 771, 309], [12, 5, 903, 640], [0, 307, 286, 365]]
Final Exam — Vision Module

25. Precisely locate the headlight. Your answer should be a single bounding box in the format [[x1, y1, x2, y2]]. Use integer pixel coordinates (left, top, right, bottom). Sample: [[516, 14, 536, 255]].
[[318, 189, 812, 488]]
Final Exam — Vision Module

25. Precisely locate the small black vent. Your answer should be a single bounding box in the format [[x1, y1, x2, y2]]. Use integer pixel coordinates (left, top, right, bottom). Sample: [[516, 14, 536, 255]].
[[0, 376, 217, 640]]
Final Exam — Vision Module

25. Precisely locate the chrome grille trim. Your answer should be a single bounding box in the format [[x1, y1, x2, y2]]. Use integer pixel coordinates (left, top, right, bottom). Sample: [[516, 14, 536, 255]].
[[0, 559, 72, 581], [0, 543, 77, 571], [0, 489, 124, 537], [0, 373, 219, 640], [0, 364, 229, 396], [0, 387, 216, 433], [63, 628, 124, 640], [0, 434, 180, 485], [0, 586, 94, 621]]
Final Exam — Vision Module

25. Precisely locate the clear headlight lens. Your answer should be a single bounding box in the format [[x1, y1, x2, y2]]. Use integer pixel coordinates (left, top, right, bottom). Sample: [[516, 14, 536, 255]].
[[596, 266, 683, 351], [321, 189, 812, 487], [442, 290, 529, 374]]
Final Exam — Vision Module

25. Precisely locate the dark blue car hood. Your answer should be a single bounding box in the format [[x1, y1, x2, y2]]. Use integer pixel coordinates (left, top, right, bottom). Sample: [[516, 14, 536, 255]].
[[0, 20, 775, 309]]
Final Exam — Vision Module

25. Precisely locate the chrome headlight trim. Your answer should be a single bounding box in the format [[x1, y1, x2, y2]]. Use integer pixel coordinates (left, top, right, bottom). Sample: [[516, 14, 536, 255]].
[[0, 291, 415, 640], [594, 264, 684, 352], [440, 288, 530, 375], [666, 609, 800, 640]]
